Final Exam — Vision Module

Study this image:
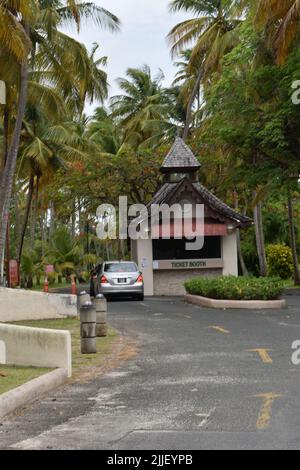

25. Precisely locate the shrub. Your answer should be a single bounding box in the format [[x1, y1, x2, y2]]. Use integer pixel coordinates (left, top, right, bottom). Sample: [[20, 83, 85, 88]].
[[266, 244, 293, 279], [184, 275, 285, 301], [47, 272, 57, 286]]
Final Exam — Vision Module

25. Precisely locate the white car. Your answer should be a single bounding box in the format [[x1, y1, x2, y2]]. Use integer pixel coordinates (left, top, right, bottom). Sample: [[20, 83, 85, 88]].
[[91, 261, 144, 301]]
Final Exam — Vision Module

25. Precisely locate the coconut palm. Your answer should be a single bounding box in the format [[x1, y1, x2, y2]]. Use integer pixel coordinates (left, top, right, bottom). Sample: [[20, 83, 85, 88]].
[[88, 107, 122, 156], [254, 0, 300, 64], [0, 0, 35, 62], [110, 65, 175, 149], [168, 0, 242, 139], [0, 0, 120, 281]]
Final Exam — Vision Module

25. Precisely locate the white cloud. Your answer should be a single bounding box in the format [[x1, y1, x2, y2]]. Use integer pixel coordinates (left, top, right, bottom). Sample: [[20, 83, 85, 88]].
[[64, 0, 190, 114]]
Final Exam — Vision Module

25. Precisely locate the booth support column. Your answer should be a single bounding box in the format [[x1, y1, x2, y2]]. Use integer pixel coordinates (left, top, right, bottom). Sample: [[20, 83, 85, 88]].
[[222, 232, 238, 276], [132, 239, 154, 296]]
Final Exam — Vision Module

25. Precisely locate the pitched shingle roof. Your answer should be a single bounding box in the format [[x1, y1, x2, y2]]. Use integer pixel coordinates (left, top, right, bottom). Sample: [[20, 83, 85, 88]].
[[146, 180, 252, 228], [161, 137, 201, 172]]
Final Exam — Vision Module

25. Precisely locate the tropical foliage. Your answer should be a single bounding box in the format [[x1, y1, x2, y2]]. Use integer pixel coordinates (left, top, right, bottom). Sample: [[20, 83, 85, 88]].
[[1, 0, 300, 288]]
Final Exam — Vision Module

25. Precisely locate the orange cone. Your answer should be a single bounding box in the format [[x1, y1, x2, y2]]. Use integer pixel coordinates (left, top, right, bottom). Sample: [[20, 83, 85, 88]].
[[71, 276, 77, 296], [43, 277, 49, 293]]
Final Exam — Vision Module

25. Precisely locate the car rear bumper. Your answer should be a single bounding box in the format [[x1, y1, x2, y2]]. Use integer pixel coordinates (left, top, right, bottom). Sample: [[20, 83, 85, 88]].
[[100, 283, 144, 297]]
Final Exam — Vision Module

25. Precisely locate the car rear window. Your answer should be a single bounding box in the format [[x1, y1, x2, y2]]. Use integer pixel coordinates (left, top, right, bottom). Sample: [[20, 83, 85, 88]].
[[104, 263, 137, 273]]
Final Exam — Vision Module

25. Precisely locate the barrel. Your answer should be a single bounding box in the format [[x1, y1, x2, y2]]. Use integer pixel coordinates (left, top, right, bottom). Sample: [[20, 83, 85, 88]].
[[95, 294, 108, 338]]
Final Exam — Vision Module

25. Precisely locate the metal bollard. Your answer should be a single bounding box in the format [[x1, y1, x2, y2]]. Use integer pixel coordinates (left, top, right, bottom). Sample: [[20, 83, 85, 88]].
[[79, 291, 91, 308], [80, 302, 97, 354], [95, 294, 108, 337]]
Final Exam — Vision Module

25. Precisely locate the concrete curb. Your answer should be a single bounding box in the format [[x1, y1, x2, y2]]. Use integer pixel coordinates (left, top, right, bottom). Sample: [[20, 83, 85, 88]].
[[185, 294, 287, 310], [0, 368, 68, 420]]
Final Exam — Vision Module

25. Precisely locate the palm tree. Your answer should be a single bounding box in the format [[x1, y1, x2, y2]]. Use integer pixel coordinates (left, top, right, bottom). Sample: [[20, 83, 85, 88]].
[[0, 0, 34, 62], [0, 0, 120, 282], [110, 65, 174, 149], [168, 0, 242, 139], [88, 107, 122, 156], [254, 0, 300, 64]]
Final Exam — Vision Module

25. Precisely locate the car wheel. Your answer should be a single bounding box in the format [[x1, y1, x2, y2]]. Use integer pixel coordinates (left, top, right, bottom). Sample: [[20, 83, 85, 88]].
[[136, 294, 144, 302]]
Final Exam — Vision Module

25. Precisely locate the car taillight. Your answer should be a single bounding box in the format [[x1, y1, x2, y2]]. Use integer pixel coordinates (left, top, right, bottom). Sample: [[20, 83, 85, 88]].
[[101, 276, 109, 284], [137, 274, 143, 283]]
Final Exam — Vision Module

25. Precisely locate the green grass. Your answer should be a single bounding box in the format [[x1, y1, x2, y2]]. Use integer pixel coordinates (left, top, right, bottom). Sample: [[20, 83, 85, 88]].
[[12, 318, 119, 377], [0, 319, 119, 396], [0, 365, 52, 395]]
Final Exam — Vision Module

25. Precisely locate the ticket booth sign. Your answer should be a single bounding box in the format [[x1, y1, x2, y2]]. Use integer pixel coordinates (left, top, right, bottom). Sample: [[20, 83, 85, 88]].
[[9, 260, 19, 287]]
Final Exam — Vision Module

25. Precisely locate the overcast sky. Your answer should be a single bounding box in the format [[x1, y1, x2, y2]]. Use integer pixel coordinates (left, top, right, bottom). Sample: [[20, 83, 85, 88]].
[[65, 0, 190, 114]]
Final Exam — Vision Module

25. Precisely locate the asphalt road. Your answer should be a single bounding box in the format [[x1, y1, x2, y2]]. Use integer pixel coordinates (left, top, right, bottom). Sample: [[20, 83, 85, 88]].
[[1, 295, 300, 450]]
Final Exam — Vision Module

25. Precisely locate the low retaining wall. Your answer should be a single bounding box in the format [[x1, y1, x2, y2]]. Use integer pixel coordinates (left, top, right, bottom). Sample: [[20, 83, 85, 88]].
[[0, 324, 72, 377], [0, 287, 77, 322], [0, 369, 68, 420], [185, 294, 287, 310]]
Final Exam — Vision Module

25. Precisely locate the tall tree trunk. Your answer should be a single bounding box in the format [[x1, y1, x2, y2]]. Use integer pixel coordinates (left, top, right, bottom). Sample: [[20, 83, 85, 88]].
[[234, 193, 248, 276], [287, 190, 300, 285], [18, 175, 34, 264], [49, 201, 55, 237], [183, 67, 202, 141], [253, 192, 267, 277], [0, 26, 29, 283], [30, 175, 39, 250], [14, 189, 21, 255], [71, 199, 76, 238], [39, 189, 46, 257]]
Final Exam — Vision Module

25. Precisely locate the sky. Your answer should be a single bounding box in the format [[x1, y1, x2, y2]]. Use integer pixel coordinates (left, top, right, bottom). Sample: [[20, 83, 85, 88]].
[[65, 0, 190, 114]]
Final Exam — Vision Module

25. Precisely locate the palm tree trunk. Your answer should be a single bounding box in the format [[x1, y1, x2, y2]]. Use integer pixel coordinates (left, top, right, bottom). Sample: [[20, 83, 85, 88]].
[[183, 67, 202, 141], [287, 190, 300, 285], [14, 189, 21, 253], [0, 25, 29, 282], [71, 199, 76, 238], [234, 193, 248, 276], [49, 201, 55, 237], [30, 176, 39, 250], [18, 175, 34, 264], [253, 193, 267, 277]]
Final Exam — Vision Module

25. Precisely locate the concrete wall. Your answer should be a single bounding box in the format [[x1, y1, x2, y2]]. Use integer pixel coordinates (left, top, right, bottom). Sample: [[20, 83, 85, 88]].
[[154, 269, 223, 296], [0, 324, 72, 377], [0, 287, 77, 323], [222, 232, 238, 276]]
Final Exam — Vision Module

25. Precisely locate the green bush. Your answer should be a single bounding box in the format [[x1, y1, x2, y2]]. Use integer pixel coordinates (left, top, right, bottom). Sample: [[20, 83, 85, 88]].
[[184, 275, 285, 301], [47, 272, 57, 286], [266, 244, 293, 279]]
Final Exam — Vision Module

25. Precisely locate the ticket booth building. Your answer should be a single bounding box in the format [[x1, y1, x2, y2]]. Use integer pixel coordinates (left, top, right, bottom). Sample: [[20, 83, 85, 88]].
[[131, 138, 251, 296]]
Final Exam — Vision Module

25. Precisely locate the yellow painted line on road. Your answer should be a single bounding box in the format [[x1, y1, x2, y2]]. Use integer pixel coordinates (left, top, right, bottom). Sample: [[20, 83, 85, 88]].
[[208, 326, 230, 334], [254, 393, 283, 430], [248, 349, 273, 364]]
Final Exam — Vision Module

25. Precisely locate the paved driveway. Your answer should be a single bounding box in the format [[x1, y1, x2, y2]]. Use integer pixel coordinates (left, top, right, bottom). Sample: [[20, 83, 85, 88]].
[[1, 296, 300, 450]]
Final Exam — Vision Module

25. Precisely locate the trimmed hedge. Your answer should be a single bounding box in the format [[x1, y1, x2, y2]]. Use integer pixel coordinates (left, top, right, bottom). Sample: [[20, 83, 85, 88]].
[[184, 275, 285, 301]]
